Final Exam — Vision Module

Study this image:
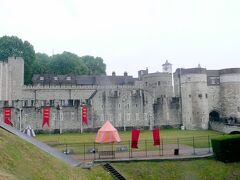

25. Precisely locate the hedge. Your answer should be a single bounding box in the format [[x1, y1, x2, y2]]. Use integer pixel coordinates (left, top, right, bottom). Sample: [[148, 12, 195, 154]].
[[211, 134, 240, 163]]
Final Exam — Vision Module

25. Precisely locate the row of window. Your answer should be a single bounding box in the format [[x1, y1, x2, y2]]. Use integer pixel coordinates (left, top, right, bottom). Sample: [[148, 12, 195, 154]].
[[3, 99, 83, 108], [145, 81, 171, 87], [188, 94, 208, 98], [40, 76, 72, 81]]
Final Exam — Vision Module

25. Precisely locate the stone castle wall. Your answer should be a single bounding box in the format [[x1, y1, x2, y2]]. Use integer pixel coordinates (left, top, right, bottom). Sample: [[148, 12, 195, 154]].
[[0, 57, 240, 131]]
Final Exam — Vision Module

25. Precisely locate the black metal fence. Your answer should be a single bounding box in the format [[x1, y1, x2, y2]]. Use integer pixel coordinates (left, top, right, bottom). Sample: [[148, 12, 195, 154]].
[[47, 135, 222, 161]]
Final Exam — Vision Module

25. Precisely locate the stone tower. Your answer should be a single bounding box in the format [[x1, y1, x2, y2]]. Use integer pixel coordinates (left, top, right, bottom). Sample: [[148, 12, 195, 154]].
[[0, 57, 24, 102], [175, 68, 209, 129], [219, 68, 240, 119], [162, 60, 172, 74]]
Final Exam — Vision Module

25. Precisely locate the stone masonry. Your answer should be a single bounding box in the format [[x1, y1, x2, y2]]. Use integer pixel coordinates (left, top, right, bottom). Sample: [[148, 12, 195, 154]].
[[0, 57, 240, 132]]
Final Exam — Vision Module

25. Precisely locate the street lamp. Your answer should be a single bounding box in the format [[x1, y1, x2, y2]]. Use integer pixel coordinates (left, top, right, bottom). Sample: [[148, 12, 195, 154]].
[[122, 98, 126, 131], [56, 104, 62, 134]]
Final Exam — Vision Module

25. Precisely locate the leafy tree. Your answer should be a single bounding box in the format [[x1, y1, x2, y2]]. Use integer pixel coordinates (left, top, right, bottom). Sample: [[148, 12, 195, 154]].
[[33, 53, 51, 74], [81, 55, 106, 75], [0, 36, 35, 84], [49, 51, 89, 75]]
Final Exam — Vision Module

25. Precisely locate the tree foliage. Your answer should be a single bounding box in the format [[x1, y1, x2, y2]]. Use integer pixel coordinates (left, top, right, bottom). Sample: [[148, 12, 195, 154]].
[[33, 53, 51, 74], [0, 36, 35, 84], [0, 36, 107, 84], [81, 55, 106, 75], [49, 51, 89, 75]]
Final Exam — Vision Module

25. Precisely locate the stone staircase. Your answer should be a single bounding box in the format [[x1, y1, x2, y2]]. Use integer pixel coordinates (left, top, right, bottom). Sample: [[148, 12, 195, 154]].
[[103, 163, 126, 180]]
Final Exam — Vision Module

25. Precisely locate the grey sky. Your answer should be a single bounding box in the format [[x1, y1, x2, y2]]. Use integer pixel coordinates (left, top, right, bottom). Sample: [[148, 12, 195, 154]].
[[1, 0, 240, 77]]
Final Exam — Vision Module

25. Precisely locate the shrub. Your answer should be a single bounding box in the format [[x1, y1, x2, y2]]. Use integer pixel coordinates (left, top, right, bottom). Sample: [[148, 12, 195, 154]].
[[211, 135, 240, 162]]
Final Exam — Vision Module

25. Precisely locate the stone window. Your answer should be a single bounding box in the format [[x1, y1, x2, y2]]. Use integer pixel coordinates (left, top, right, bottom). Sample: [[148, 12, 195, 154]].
[[54, 77, 58, 81], [31, 100, 34, 107], [40, 76, 44, 81], [158, 81, 161, 86], [145, 82, 148, 86], [205, 94, 208, 98], [118, 104, 121, 108], [127, 104, 130, 109], [189, 94, 191, 98], [198, 94, 202, 98], [50, 100, 54, 106], [136, 104, 138, 107], [66, 76, 71, 81], [238, 107, 240, 112]]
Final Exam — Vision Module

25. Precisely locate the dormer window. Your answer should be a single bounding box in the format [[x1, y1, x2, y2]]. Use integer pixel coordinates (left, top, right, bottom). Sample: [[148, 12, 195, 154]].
[[66, 76, 71, 81], [54, 77, 58, 81], [40, 77, 44, 81]]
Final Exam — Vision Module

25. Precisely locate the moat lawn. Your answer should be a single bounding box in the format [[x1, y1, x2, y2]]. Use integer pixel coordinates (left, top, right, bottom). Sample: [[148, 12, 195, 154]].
[[37, 129, 223, 148], [112, 158, 240, 179]]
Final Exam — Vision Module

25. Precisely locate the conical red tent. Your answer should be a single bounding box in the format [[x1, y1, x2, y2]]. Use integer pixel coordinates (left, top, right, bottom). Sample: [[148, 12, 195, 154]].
[[95, 121, 121, 143]]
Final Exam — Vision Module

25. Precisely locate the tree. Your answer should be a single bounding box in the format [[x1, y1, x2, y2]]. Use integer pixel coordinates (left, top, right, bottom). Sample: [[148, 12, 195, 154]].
[[0, 36, 35, 84], [81, 55, 106, 75], [49, 51, 89, 75], [33, 53, 51, 74]]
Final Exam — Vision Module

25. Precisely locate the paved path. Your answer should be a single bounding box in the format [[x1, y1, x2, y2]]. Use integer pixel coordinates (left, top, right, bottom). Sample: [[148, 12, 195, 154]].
[[0, 122, 81, 167]]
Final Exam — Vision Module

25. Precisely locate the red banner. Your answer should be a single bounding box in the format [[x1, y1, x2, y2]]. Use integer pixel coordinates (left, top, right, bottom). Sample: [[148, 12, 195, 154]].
[[82, 105, 88, 125], [42, 107, 50, 128], [4, 108, 12, 125], [152, 128, 160, 146], [131, 128, 140, 149]]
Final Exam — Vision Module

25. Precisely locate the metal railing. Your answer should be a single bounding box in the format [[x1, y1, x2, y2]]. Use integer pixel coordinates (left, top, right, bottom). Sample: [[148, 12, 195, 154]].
[[46, 135, 223, 161]]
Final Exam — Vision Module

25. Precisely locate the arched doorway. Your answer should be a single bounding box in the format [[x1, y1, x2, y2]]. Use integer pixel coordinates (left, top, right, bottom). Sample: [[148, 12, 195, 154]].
[[209, 111, 220, 121]]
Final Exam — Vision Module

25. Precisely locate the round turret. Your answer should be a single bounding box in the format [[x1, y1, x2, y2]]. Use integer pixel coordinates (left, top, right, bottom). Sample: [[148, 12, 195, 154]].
[[179, 68, 209, 129], [219, 68, 240, 119]]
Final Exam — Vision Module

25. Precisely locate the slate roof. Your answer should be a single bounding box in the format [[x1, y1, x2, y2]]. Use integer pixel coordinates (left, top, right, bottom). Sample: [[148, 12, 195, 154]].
[[32, 74, 136, 86]]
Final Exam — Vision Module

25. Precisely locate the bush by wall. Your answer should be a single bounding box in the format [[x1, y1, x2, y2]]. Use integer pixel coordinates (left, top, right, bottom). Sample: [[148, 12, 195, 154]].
[[211, 135, 240, 162]]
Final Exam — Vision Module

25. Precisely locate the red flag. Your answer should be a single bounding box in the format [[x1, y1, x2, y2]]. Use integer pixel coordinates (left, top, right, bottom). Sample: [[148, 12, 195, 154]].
[[42, 107, 50, 128], [152, 128, 160, 146], [131, 128, 140, 149], [82, 105, 88, 125], [4, 108, 12, 125]]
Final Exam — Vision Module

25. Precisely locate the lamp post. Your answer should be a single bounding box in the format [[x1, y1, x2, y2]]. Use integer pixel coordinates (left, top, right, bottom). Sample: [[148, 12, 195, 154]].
[[122, 98, 126, 131], [19, 108, 22, 131], [56, 104, 62, 134]]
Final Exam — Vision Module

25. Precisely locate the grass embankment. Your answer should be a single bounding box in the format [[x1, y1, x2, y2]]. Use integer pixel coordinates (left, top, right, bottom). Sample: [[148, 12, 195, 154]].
[[113, 158, 240, 179], [0, 128, 111, 180]]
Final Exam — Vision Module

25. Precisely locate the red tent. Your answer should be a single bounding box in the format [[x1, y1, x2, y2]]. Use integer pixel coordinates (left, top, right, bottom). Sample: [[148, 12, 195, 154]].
[[95, 121, 121, 143]]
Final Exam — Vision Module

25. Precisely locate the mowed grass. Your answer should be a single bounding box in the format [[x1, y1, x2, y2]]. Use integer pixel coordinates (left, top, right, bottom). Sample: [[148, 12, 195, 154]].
[[36, 129, 223, 148], [112, 158, 240, 180], [36, 129, 223, 142], [0, 128, 112, 180]]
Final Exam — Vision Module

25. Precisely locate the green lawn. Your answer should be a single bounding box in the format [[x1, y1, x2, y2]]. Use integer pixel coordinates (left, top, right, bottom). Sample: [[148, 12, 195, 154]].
[[37, 129, 223, 143], [0, 128, 112, 180], [113, 158, 240, 180], [36, 129, 223, 152]]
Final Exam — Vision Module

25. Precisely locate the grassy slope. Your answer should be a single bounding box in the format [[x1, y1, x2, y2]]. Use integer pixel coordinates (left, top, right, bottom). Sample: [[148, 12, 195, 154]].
[[0, 128, 112, 180], [113, 158, 240, 180]]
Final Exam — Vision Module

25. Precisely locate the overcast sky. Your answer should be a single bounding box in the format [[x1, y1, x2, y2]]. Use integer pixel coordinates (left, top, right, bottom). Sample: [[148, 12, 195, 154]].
[[1, 0, 240, 77]]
